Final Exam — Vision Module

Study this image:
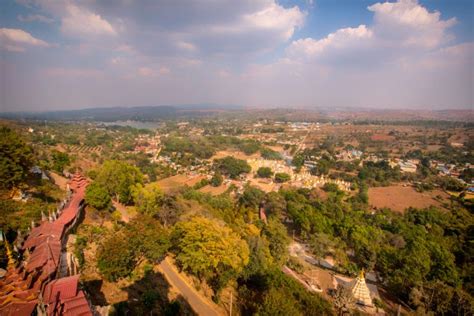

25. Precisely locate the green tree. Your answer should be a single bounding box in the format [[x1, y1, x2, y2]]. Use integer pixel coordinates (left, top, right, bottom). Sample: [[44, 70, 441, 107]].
[[214, 156, 251, 179], [128, 215, 170, 263], [171, 216, 249, 282], [95, 160, 143, 204], [262, 218, 290, 266], [131, 182, 164, 216], [97, 231, 137, 281], [274, 172, 291, 183], [85, 182, 111, 210], [210, 172, 223, 187], [51, 150, 70, 173], [257, 167, 274, 178], [0, 127, 34, 189]]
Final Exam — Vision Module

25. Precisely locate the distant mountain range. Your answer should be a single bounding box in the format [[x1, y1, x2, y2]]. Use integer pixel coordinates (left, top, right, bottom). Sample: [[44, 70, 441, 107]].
[[0, 105, 472, 123], [0, 104, 243, 121]]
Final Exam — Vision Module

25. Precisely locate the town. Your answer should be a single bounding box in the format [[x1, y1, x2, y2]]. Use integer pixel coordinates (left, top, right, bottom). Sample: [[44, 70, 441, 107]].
[[0, 111, 472, 315]]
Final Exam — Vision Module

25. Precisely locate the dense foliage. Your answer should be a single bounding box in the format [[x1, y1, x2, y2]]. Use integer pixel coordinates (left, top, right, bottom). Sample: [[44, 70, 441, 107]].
[[214, 156, 251, 179], [257, 167, 273, 178], [85, 182, 111, 210], [97, 215, 170, 281], [94, 160, 144, 204], [171, 216, 250, 291], [0, 127, 34, 189]]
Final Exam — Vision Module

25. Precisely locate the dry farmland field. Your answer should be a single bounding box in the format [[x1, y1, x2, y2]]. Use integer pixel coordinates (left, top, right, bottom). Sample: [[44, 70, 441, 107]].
[[368, 185, 450, 213]]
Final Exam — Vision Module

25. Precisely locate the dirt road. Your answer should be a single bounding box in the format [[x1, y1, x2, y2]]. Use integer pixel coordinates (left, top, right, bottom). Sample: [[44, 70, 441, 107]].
[[159, 258, 222, 316]]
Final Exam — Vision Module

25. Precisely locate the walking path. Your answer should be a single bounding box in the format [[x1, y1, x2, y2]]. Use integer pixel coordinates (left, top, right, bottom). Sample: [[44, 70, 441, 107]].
[[159, 257, 222, 316], [112, 200, 130, 223]]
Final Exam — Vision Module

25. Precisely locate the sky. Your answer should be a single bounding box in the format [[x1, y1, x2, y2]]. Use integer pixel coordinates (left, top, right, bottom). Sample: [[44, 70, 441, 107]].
[[0, 0, 473, 112]]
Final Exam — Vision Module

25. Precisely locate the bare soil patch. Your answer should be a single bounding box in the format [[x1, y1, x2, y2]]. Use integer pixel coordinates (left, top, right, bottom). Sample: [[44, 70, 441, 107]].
[[199, 185, 228, 196], [210, 150, 259, 161], [368, 185, 449, 213], [156, 174, 207, 192], [370, 134, 396, 142]]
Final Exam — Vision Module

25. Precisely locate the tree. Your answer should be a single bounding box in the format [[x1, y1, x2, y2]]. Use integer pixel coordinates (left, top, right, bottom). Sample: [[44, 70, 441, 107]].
[[257, 167, 274, 178], [51, 150, 70, 173], [95, 160, 143, 204], [242, 236, 274, 279], [97, 216, 170, 282], [128, 215, 170, 263], [171, 217, 249, 282], [262, 218, 290, 266], [333, 286, 355, 316], [214, 156, 251, 179], [260, 148, 282, 160], [274, 172, 291, 183], [131, 182, 164, 216], [85, 182, 111, 210], [97, 231, 137, 281], [239, 185, 265, 209], [210, 172, 223, 187], [0, 127, 34, 189], [292, 154, 305, 172], [257, 287, 302, 316]]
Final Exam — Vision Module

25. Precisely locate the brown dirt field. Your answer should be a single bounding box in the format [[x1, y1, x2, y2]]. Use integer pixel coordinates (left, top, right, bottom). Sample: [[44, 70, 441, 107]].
[[156, 174, 207, 192], [199, 185, 228, 196], [210, 150, 259, 161], [370, 134, 396, 141], [248, 178, 278, 192], [369, 185, 449, 213]]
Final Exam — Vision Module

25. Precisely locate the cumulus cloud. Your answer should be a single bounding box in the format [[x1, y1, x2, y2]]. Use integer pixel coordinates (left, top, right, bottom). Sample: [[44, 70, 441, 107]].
[[0, 28, 49, 52], [287, 25, 373, 60], [287, 0, 456, 64], [368, 0, 456, 48], [61, 3, 116, 37]]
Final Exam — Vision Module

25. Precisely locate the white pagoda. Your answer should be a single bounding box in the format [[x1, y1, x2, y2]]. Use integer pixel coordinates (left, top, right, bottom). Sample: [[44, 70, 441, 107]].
[[350, 270, 373, 307]]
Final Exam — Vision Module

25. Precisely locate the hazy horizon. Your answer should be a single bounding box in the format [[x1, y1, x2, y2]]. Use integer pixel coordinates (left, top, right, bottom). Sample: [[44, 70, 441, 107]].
[[1, 0, 473, 112]]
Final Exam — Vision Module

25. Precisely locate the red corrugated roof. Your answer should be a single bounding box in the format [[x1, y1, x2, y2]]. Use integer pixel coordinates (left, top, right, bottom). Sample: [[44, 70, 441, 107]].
[[0, 300, 37, 316], [0, 174, 92, 316], [42, 275, 79, 303]]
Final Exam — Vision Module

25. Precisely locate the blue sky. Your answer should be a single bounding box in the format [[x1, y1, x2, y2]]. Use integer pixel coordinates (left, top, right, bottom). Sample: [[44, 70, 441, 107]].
[[1, 0, 472, 111]]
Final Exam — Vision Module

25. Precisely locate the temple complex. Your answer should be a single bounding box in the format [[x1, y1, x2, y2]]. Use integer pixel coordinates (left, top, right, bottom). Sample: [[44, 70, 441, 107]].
[[0, 173, 93, 316]]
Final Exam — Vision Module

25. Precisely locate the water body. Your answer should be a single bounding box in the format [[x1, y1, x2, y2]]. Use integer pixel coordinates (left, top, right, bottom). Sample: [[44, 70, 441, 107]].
[[99, 120, 163, 130]]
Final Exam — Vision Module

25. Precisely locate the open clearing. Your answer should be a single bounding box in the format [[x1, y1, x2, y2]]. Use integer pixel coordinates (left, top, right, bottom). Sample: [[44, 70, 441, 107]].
[[368, 185, 449, 213], [199, 184, 228, 195], [210, 150, 259, 161], [156, 174, 207, 192]]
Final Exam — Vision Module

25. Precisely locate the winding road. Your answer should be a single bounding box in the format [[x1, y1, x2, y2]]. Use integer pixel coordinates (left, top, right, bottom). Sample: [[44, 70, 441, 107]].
[[159, 257, 222, 316]]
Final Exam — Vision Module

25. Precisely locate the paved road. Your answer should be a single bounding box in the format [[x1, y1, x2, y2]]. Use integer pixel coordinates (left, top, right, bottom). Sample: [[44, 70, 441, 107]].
[[159, 258, 221, 316]]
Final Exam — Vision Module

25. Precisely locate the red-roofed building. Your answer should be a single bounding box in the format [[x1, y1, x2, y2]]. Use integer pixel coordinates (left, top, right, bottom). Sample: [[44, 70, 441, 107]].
[[0, 173, 92, 316]]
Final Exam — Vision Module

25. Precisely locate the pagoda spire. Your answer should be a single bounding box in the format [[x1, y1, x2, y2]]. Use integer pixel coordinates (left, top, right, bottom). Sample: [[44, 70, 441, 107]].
[[4, 237, 16, 269], [350, 269, 373, 307]]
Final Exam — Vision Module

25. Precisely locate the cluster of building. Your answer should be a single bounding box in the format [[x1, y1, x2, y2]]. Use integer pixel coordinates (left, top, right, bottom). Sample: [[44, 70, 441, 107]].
[[0, 173, 93, 316], [248, 158, 351, 192], [133, 133, 161, 157]]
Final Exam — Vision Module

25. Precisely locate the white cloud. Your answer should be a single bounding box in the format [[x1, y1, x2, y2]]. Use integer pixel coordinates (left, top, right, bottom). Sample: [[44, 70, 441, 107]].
[[286, 0, 456, 64], [0, 28, 49, 52], [18, 14, 54, 23], [287, 25, 373, 59], [368, 0, 456, 48], [242, 1, 305, 41], [61, 3, 116, 37]]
